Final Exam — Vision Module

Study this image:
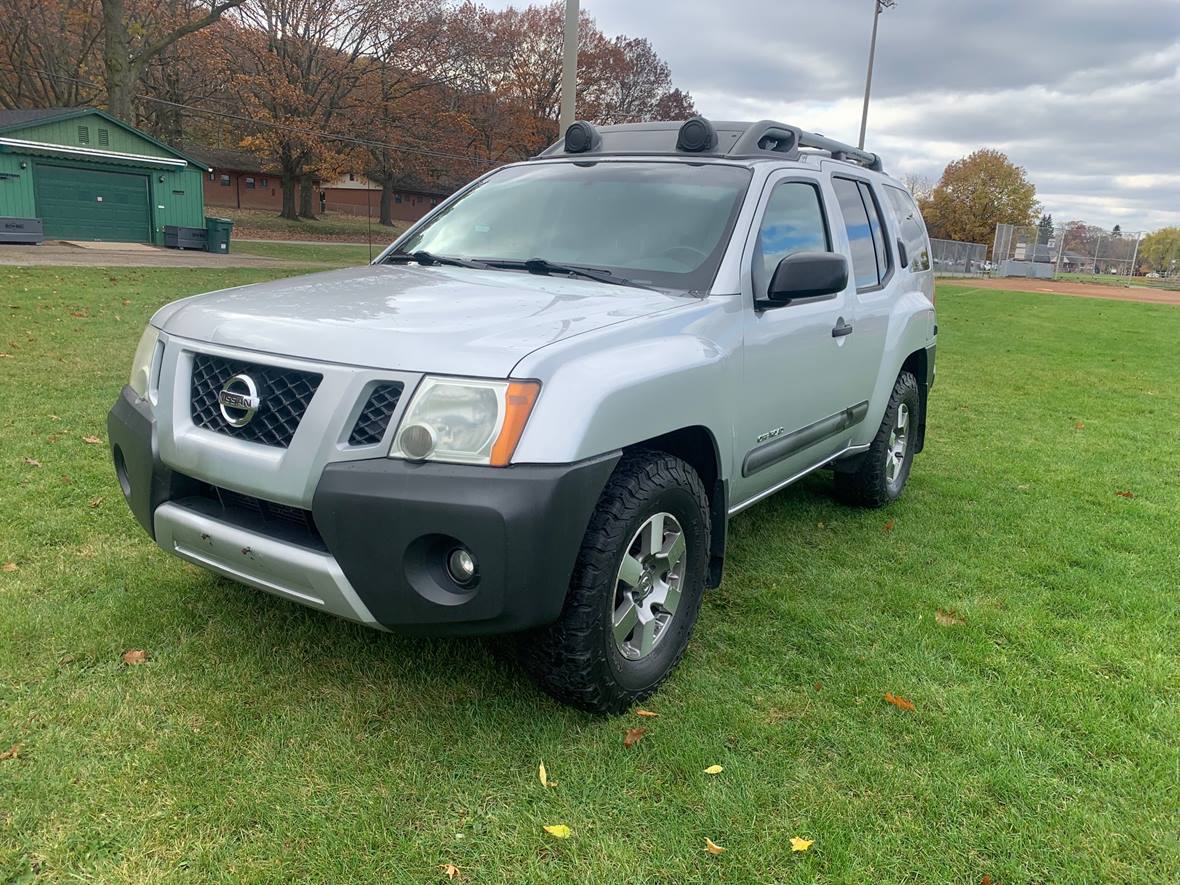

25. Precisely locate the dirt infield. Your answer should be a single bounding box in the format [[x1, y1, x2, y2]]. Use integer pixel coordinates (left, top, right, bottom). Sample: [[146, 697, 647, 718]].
[[942, 276, 1180, 305]]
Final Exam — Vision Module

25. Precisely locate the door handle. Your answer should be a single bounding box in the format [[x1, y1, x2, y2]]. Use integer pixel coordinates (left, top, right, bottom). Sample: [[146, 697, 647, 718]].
[[832, 318, 854, 338]]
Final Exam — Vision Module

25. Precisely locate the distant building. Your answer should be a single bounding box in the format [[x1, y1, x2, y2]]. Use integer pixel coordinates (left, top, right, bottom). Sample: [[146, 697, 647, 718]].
[[185, 146, 448, 222]]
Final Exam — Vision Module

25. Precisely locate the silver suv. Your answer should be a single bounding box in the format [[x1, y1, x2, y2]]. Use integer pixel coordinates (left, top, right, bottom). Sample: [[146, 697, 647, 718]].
[[109, 118, 936, 713]]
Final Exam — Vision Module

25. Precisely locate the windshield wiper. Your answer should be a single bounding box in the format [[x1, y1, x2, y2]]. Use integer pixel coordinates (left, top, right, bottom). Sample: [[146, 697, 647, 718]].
[[386, 250, 488, 269], [486, 257, 655, 290]]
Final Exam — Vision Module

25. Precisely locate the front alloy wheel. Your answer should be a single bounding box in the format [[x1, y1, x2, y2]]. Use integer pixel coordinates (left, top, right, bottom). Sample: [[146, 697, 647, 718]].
[[613, 512, 687, 660], [884, 402, 910, 487], [519, 452, 710, 714]]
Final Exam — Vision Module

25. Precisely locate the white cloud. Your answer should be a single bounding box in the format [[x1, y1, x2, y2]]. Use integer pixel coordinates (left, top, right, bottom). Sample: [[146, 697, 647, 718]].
[[483, 0, 1180, 229]]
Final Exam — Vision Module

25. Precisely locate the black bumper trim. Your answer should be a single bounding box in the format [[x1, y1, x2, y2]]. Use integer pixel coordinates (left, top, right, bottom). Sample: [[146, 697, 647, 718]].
[[311, 454, 620, 635], [107, 386, 199, 538]]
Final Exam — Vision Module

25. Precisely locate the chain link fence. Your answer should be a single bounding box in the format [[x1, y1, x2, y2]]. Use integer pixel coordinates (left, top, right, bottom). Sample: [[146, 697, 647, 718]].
[[930, 238, 988, 276], [993, 222, 1146, 279]]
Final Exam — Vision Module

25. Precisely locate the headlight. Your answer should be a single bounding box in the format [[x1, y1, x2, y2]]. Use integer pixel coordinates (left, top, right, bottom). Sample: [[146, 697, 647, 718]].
[[128, 326, 160, 399], [390, 377, 540, 467]]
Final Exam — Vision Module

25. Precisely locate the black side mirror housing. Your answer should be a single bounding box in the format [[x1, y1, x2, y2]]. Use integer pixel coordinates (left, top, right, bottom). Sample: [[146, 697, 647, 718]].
[[764, 252, 849, 304]]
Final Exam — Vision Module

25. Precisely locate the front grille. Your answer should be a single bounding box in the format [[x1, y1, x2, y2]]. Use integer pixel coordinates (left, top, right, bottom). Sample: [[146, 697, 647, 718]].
[[348, 382, 404, 446], [192, 481, 324, 549], [190, 354, 322, 448]]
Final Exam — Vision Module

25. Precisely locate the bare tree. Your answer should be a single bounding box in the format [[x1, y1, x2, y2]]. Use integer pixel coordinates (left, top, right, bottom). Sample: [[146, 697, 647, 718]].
[[0, 0, 105, 110], [100, 0, 248, 121], [900, 173, 933, 202]]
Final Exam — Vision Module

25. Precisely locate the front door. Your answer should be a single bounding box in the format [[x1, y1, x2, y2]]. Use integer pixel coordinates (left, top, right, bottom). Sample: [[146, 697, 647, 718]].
[[731, 172, 870, 507]]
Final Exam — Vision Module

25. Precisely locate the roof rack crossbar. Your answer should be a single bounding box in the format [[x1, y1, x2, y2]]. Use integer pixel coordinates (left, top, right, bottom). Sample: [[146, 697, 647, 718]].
[[795, 129, 883, 172]]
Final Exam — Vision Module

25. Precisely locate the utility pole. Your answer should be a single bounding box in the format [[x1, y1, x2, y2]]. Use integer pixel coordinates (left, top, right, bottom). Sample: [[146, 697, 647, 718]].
[[858, 0, 896, 149], [559, 0, 579, 134]]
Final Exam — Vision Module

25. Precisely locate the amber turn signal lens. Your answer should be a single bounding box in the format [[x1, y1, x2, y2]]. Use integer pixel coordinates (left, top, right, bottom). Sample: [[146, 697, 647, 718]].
[[489, 381, 541, 467]]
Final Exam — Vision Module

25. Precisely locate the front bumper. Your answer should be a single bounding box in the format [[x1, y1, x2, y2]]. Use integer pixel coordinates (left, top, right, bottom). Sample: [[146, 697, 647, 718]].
[[108, 386, 619, 634]]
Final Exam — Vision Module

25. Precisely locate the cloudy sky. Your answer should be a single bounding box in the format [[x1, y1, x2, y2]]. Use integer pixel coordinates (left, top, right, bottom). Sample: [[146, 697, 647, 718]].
[[492, 0, 1180, 231]]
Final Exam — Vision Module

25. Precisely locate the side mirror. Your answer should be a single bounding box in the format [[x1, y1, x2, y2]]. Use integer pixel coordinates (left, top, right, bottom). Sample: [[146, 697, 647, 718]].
[[765, 252, 849, 304]]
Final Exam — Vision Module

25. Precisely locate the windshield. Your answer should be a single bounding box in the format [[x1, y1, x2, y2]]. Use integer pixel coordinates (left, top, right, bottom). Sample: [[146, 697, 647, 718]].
[[390, 161, 752, 291]]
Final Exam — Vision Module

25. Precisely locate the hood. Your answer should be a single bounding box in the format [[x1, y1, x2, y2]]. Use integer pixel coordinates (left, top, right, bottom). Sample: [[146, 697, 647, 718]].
[[155, 265, 692, 377]]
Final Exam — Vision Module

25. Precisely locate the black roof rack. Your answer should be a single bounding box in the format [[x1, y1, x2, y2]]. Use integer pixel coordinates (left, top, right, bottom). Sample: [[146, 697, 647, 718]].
[[537, 118, 884, 173]]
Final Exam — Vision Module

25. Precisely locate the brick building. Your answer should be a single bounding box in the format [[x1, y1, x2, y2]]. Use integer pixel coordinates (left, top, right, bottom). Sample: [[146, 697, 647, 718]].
[[186, 146, 448, 222]]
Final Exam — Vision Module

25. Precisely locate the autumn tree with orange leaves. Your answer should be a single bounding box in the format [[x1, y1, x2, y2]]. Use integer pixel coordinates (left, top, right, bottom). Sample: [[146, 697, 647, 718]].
[[230, 0, 380, 219]]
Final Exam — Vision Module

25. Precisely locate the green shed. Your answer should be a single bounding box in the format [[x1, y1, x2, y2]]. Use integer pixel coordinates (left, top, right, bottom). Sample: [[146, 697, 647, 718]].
[[0, 107, 209, 245]]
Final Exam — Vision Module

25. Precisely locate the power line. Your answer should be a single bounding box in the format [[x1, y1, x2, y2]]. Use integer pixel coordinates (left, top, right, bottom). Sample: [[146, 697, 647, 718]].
[[0, 62, 504, 169]]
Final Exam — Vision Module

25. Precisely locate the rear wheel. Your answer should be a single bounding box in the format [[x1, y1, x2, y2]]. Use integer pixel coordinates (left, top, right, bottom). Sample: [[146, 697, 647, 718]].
[[518, 452, 710, 714], [834, 370, 920, 507]]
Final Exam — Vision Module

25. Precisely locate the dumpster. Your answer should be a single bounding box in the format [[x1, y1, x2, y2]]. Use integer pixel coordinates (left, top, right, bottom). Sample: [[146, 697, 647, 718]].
[[164, 225, 207, 250], [205, 217, 234, 254]]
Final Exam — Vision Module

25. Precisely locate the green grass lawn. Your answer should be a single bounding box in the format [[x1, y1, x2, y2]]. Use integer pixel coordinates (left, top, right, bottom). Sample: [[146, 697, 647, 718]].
[[1, 270, 1178, 883], [231, 240, 378, 267], [219, 208, 407, 243]]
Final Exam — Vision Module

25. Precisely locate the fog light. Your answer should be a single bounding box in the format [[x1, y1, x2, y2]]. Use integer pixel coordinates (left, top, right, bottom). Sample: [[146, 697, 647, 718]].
[[113, 445, 131, 498], [447, 547, 477, 585], [399, 423, 436, 460]]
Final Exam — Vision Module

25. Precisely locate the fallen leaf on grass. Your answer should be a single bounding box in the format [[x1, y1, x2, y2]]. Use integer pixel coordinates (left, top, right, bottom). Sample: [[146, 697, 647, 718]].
[[82, 435, 102, 445], [1115, 490, 1135, 499], [2, 562, 17, 573], [623, 726, 647, 748], [1074, 421, 1085, 430], [0, 744, 21, 761], [790, 836, 814, 853], [704, 764, 724, 775], [883, 692, 915, 712], [23, 458, 41, 468], [439, 862, 462, 880], [813, 682, 822, 691], [704, 837, 726, 855], [121, 649, 149, 665], [882, 519, 895, 533], [635, 708, 658, 718], [935, 609, 965, 627], [538, 760, 556, 788], [89, 497, 103, 509], [70, 309, 89, 318], [981, 875, 1003, 885], [542, 824, 571, 839]]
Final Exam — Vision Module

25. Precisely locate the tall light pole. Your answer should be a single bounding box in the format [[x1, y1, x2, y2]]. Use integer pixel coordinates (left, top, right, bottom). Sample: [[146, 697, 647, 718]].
[[858, 0, 896, 149], [559, 0, 579, 134]]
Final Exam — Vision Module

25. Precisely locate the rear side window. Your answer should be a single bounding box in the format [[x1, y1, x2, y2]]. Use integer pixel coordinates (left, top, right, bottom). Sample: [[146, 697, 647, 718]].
[[832, 177, 882, 289], [884, 185, 931, 272], [857, 181, 890, 283], [753, 181, 829, 296]]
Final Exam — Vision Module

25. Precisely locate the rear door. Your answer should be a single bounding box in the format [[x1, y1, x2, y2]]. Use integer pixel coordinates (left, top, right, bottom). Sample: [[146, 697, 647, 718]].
[[826, 174, 898, 407], [34, 163, 151, 243]]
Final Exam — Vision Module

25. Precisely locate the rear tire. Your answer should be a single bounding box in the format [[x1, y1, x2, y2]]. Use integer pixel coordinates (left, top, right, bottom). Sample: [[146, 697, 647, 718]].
[[834, 370, 920, 508], [518, 451, 710, 714]]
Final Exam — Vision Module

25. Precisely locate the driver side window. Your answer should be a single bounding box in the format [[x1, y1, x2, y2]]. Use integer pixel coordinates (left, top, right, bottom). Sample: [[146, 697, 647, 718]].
[[753, 181, 831, 297]]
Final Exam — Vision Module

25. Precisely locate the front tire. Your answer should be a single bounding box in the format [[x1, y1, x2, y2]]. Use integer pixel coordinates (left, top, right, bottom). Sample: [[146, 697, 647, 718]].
[[834, 370, 920, 507], [519, 452, 710, 714]]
